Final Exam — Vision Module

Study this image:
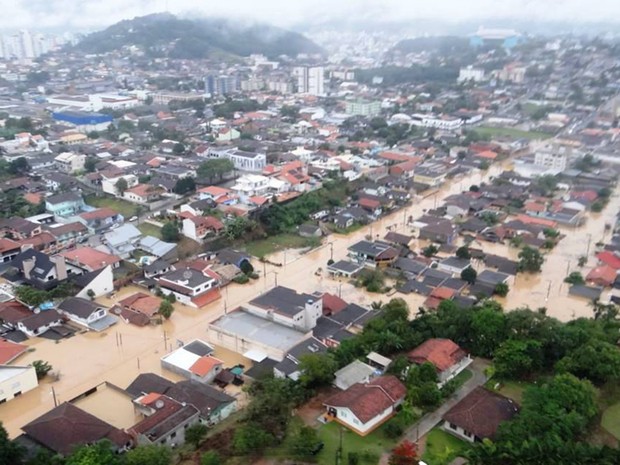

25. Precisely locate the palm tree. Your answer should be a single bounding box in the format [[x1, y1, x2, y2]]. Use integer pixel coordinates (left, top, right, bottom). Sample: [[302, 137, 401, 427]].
[[370, 301, 384, 310]]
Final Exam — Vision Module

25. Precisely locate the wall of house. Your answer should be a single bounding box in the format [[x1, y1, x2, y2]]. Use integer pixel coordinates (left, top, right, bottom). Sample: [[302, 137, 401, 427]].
[[206, 400, 237, 425], [138, 414, 200, 447], [0, 366, 38, 403], [76, 265, 114, 299], [442, 420, 476, 443], [331, 405, 395, 435], [17, 318, 62, 337], [439, 355, 473, 386], [160, 288, 196, 308], [182, 219, 198, 241]]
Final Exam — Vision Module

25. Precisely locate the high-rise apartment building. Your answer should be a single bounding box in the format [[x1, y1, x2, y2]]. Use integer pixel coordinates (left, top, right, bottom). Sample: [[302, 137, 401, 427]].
[[293, 66, 325, 96]]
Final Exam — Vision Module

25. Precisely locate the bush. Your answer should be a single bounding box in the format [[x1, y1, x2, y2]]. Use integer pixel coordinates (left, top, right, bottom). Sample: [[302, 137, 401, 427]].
[[249, 272, 259, 280], [384, 421, 404, 439], [233, 275, 250, 284]]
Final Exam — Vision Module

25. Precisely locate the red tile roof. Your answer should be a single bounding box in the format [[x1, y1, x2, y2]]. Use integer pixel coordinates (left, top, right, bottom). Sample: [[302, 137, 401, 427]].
[[60, 247, 121, 271], [586, 265, 617, 286], [321, 293, 348, 315], [191, 288, 221, 308], [359, 197, 382, 209], [118, 293, 162, 318], [80, 208, 119, 221], [597, 251, 620, 270], [0, 339, 28, 364], [408, 338, 467, 372], [324, 376, 406, 424], [189, 356, 223, 377]]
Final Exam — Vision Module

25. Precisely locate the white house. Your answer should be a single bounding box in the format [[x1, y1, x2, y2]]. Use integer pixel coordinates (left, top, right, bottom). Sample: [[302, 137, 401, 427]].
[[0, 365, 38, 403], [57, 297, 117, 331], [157, 268, 220, 308], [324, 376, 407, 436], [101, 173, 139, 196], [54, 152, 86, 174], [208, 147, 266, 172]]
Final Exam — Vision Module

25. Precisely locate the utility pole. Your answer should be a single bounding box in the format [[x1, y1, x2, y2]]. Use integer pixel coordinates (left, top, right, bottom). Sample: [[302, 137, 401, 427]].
[[586, 233, 592, 257], [329, 242, 334, 261], [163, 330, 168, 351], [545, 280, 552, 302], [274, 271, 278, 287], [51, 386, 58, 407]]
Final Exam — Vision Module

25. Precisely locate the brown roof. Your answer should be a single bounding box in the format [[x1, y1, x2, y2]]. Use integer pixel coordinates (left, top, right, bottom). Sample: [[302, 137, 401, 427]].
[[79, 208, 119, 221], [60, 247, 121, 271], [189, 356, 223, 377], [407, 338, 467, 372], [322, 293, 348, 315], [324, 375, 406, 424], [22, 403, 132, 455], [0, 339, 28, 364], [443, 387, 519, 439], [118, 293, 161, 318], [0, 237, 20, 253]]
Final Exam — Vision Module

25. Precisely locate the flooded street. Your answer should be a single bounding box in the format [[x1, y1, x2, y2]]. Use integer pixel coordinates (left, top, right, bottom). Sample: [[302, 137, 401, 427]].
[[1, 159, 614, 437]]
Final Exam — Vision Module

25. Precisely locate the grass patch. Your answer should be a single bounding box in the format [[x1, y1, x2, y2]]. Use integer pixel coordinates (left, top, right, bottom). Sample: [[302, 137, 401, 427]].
[[602, 402, 620, 440], [484, 379, 532, 404], [473, 126, 552, 141], [137, 222, 163, 239], [85, 194, 139, 218], [329, 223, 364, 235], [450, 369, 473, 389], [243, 233, 321, 258], [316, 421, 397, 465], [422, 428, 469, 465]]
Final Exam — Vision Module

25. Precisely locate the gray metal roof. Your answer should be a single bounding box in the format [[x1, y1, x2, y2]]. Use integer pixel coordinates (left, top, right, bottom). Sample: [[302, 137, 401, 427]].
[[250, 286, 316, 317]]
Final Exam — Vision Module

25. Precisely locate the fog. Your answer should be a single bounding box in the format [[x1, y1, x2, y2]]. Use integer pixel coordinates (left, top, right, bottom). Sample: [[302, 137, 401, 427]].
[[4, 0, 620, 32]]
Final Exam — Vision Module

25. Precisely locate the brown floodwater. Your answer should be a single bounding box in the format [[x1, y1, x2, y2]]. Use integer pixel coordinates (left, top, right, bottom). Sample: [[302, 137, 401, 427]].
[[1, 160, 611, 437]]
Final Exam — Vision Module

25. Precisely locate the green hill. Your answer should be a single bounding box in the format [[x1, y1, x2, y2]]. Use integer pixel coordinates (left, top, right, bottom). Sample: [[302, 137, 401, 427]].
[[75, 13, 324, 59]]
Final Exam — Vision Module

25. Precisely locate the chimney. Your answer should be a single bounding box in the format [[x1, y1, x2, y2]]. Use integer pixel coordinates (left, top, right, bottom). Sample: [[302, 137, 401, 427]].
[[51, 255, 67, 281], [22, 257, 35, 280]]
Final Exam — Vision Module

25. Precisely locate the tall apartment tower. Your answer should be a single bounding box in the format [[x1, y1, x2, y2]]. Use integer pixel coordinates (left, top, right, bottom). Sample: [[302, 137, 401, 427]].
[[293, 66, 325, 96]]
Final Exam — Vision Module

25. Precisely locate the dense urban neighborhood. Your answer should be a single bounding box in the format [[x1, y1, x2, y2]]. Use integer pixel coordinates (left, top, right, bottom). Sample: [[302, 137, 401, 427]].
[[2, 7, 620, 465]]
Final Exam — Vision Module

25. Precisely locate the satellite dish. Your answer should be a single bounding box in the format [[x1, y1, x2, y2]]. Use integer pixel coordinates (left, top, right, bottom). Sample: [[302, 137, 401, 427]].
[[155, 399, 165, 409], [183, 270, 192, 280]]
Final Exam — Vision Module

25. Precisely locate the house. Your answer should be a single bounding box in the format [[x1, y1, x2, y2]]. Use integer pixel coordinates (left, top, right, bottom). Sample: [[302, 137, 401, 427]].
[[0, 301, 64, 337], [407, 338, 472, 386], [182, 215, 224, 242], [103, 224, 142, 258], [208, 147, 266, 172], [273, 337, 328, 381], [123, 184, 165, 204], [54, 152, 86, 173], [0, 217, 42, 240], [138, 236, 178, 261], [586, 265, 617, 287], [143, 259, 175, 279], [298, 223, 323, 238], [157, 268, 220, 308], [596, 251, 620, 270], [333, 360, 376, 391], [45, 192, 85, 217], [130, 393, 200, 447], [324, 376, 407, 436], [477, 270, 511, 287], [327, 260, 364, 278], [0, 237, 21, 263], [115, 292, 162, 326], [9, 249, 82, 290], [22, 403, 133, 456], [347, 240, 398, 268], [418, 219, 456, 244], [0, 339, 28, 364], [215, 249, 251, 269], [161, 340, 223, 383], [442, 387, 519, 442], [437, 257, 472, 276], [78, 208, 124, 234], [383, 232, 413, 248], [45, 222, 89, 249], [245, 286, 322, 332], [72, 266, 115, 300], [366, 352, 392, 373], [0, 365, 38, 403], [60, 247, 121, 272], [57, 297, 118, 331]]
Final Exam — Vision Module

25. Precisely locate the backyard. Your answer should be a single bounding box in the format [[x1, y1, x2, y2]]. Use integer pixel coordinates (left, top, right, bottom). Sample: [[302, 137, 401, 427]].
[[601, 402, 620, 441], [473, 126, 553, 141], [484, 379, 533, 404], [137, 222, 163, 239], [85, 193, 140, 218], [421, 428, 468, 465], [243, 233, 321, 258]]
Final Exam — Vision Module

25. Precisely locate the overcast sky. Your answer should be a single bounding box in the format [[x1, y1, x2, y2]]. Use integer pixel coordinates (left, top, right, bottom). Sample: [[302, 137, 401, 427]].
[[4, 0, 620, 31]]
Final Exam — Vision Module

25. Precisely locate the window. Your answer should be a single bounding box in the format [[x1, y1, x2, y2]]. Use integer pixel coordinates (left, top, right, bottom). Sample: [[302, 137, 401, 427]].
[[170, 432, 177, 439], [449, 423, 458, 430]]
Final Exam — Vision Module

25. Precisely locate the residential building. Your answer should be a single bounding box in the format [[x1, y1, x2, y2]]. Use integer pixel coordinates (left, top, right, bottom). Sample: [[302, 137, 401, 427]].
[[273, 337, 328, 381], [157, 268, 220, 308], [410, 114, 463, 131], [442, 387, 519, 442], [208, 147, 266, 172], [57, 297, 117, 331], [0, 364, 38, 403], [123, 184, 164, 204], [54, 152, 86, 173], [161, 340, 223, 383], [60, 247, 121, 272], [103, 224, 142, 258], [533, 144, 570, 174], [45, 192, 85, 217], [347, 240, 398, 268], [334, 360, 376, 391], [458, 66, 486, 82], [324, 376, 407, 436], [345, 99, 381, 117], [113, 292, 162, 326], [9, 249, 82, 290], [78, 208, 124, 234], [0, 301, 64, 337], [407, 338, 473, 387], [101, 173, 139, 196], [182, 215, 224, 242], [293, 66, 325, 96]]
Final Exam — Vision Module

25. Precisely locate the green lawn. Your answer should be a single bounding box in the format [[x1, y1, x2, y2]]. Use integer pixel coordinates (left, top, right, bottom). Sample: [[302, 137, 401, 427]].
[[450, 369, 473, 389], [85, 194, 139, 218], [484, 379, 532, 404], [422, 428, 469, 465], [243, 234, 321, 258], [329, 223, 364, 235], [316, 421, 397, 465], [138, 222, 163, 239], [473, 126, 553, 141], [602, 402, 620, 440]]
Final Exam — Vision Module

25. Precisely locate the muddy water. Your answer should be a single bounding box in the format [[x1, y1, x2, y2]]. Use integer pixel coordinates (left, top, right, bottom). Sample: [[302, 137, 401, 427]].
[[0, 160, 563, 438]]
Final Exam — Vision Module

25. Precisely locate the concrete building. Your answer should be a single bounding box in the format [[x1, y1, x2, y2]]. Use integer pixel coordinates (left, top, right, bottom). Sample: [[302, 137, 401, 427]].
[[293, 66, 325, 96], [533, 143, 570, 174], [208, 148, 266, 172], [458, 66, 486, 83], [157, 268, 220, 308], [54, 152, 86, 174], [45, 192, 85, 217], [0, 365, 38, 403], [345, 99, 381, 117]]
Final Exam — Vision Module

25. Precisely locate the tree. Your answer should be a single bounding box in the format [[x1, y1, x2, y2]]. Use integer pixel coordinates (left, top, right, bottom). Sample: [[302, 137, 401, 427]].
[[185, 423, 208, 449], [115, 177, 128, 195], [87, 131, 100, 140], [124, 445, 172, 465], [173, 143, 185, 154], [32, 360, 52, 380], [494, 339, 543, 380], [591, 201, 604, 213], [556, 339, 620, 385], [298, 353, 337, 389], [200, 451, 221, 465], [564, 271, 585, 285], [578, 256, 587, 267], [197, 159, 235, 182], [289, 425, 321, 457], [422, 244, 438, 258], [389, 440, 419, 465], [493, 282, 509, 297], [66, 440, 120, 465], [455, 246, 471, 260], [8, 157, 30, 176], [470, 307, 508, 358], [86, 289, 96, 300], [225, 216, 256, 240], [460, 266, 477, 284], [158, 300, 174, 319], [518, 246, 544, 273], [84, 157, 97, 173], [233, 423, 273, 455], [0, 422, 23, 465], [173, 177, 195, 195], [161, 222, 180, 242], [469, 184, 479, 192]]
